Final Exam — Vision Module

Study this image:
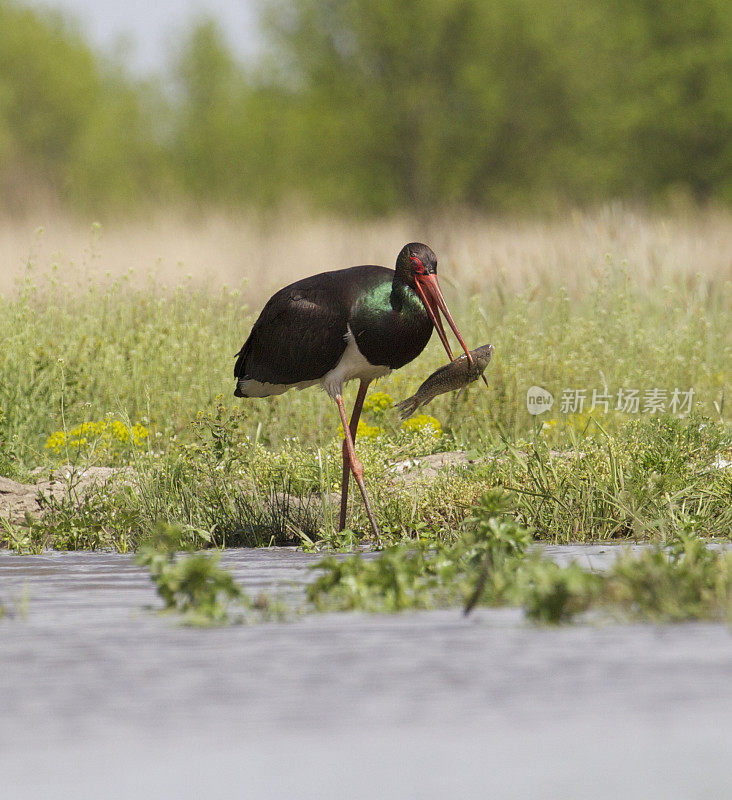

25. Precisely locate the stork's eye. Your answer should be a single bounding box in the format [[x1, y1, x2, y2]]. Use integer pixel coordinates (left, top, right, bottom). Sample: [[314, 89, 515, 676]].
[[409, 256, 425, 274]]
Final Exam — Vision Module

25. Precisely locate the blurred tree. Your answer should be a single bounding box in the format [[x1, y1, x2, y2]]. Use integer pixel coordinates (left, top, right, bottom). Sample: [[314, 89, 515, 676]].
[[616, 0, 732, 202], [262, 0, 515, 211], [0, 1, 165, 210], [170, 19, 246, 201], [169, 17, 300, 207], [259, 0, 731, 210], [0, 0, 729, 212]]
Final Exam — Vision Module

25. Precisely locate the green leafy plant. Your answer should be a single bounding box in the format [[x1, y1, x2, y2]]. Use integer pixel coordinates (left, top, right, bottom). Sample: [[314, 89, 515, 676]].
[[307, 491, 732, 625], [517, 559, 603, 624], [607, 535, 732, 622], [307, 489, 532, 613], [30, 476, 140, 552], [0, 517, 44, 554], [135, 523, 246, 625]]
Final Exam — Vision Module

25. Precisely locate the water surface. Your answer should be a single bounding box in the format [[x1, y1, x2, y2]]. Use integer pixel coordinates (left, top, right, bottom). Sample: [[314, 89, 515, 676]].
[[2, 546, 731, 799]]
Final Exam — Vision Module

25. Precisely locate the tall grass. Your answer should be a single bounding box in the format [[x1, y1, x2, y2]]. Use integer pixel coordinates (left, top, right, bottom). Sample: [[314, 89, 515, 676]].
[[1, 208, 728, 461], [0, 208, 729, 547]]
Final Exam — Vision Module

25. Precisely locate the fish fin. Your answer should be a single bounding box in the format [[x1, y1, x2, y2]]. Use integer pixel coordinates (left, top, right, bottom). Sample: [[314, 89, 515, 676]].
[[395, 395, 421, 420]]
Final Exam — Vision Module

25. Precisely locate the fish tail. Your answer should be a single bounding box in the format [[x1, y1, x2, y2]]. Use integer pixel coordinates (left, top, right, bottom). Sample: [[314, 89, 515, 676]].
[[395, 395, 422, 420]]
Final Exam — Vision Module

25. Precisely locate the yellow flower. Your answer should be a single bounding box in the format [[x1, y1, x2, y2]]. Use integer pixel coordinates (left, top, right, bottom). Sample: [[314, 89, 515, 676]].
[[44, 430, 67, 451], [131, 423, 149, 445], [363, 391, 394, 414], [338, 419, 383, 439], [111, 420, 130, 442], [44, 419, 150, 455], [401, 414, 442, 437]]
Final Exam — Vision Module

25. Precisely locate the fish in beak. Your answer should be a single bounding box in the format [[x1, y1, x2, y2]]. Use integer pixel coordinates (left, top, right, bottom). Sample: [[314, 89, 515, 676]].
[[414, 272, 474, 365]]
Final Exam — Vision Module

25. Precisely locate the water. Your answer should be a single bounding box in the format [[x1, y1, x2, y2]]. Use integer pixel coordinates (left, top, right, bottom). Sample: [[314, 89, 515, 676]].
[[2, 546, 731, 799]]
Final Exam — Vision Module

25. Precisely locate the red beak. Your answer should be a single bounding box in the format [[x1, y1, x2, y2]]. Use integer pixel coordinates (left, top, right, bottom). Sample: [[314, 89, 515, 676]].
[[414, 273, 473, 364]]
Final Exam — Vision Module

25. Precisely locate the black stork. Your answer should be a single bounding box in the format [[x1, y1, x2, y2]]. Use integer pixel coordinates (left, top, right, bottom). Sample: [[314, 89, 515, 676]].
[[234, 242, 472, 540]]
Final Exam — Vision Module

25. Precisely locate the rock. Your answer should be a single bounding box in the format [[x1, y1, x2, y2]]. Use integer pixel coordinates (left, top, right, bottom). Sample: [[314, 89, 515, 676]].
[[0, 466, 132, 526], [389, 451, 478, 484], [0, 476, 46, 525]]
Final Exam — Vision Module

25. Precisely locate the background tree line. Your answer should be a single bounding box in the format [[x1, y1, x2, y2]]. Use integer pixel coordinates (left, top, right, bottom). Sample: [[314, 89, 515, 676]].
[[0, 0, 730, 215]]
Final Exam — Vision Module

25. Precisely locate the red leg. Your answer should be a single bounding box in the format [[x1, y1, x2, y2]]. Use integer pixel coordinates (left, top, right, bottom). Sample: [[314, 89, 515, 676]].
[[335, 386, 380, 541], [339, 380, 369, 531]]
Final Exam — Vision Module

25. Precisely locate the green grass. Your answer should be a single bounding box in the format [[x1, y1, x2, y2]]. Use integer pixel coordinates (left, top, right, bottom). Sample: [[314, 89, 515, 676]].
[[307, 489, 732, 624], [135, 522, 245, 625], [1, 248, 728, 459], [130, 490, 732, 626], [0, 236, 729, 552]]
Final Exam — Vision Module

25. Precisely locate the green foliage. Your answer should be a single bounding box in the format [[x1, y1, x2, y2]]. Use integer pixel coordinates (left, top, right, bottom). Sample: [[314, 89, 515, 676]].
[[258, 0, 732, 210], [126, 403, 322, 547], [308, 492, 732, 624], [307, 546, 439, 612], [496, 415, 732, 542], [27, 473, 141, 552], [461, 490, 532, 566], [0, 516, 40, 554], [517, 559, 603, 624], [0, 404, 21, 478], [307, 489, 533, 612], [169, 20, 254, 203], [10, 409, 727, 554], [135, 523, 245, 625], [0, 0, 730, 211], [0, 1, 165, 209], [607, 534, 732, 622], [127, 507, 732, 626]]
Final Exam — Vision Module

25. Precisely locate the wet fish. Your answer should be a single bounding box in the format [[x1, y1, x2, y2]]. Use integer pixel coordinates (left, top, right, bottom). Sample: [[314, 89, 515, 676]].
[[396, 344, 494, 419]]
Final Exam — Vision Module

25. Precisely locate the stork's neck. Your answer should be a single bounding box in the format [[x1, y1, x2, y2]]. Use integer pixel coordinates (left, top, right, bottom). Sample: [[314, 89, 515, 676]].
[[348, 274, 432, 370], [390, 274, 423, 317]]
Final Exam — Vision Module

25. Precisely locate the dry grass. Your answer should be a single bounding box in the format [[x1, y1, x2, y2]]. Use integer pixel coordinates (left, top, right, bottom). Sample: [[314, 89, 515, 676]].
[[1, 205, 730, 304]]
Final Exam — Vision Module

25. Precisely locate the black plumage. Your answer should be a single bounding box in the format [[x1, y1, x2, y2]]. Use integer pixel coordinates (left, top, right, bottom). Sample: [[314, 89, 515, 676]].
[[234, 262, 432, 395]]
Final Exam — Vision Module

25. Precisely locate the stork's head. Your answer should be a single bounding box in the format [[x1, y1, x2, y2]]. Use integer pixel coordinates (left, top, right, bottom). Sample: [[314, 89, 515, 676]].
[[396, 242, 472, 363]]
